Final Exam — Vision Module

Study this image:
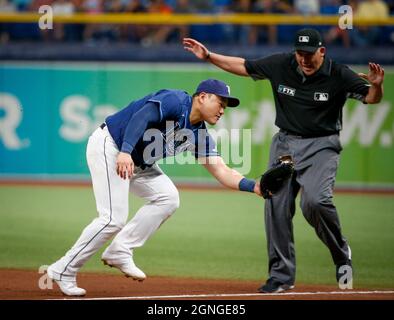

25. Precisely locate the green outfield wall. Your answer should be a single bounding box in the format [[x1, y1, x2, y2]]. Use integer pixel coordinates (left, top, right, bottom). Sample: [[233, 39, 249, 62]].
[[0, 62, 393, 187]]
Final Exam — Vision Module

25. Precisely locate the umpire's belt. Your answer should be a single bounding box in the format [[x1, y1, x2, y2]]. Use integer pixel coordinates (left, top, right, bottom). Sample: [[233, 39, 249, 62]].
[[279, 129, 338, 139], [100, 123, 106, 129]]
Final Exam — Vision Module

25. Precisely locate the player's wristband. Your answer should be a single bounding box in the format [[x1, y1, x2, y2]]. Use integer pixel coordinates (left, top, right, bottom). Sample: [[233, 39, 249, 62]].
[[239, 178, 255, 193], [205, 51, 211, 60]]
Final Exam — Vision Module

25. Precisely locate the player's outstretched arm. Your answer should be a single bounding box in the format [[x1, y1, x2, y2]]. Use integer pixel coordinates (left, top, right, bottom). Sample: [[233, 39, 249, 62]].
[[359, 62, 384, 104], [199, 156, 261, 196], [183, 38, 249, 77]]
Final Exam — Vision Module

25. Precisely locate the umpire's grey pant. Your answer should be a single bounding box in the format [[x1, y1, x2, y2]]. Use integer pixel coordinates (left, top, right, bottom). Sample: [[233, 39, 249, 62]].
[[265, 130, 351, 285]]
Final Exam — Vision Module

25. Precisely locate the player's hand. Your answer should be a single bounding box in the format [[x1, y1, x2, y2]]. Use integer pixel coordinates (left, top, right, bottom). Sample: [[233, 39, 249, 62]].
[[254, 181, 263, 197], [358, 62, 384, 87], [183, 38, 210, 60], [116, 152, 134, 180]]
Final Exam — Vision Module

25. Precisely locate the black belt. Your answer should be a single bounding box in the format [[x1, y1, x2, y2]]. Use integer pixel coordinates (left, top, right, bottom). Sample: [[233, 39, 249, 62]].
[[100, 123, 106, 129], [279, 129, 337, 139]]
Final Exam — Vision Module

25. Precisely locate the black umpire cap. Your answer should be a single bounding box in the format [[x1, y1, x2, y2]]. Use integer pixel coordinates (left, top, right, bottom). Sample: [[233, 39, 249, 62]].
[[294, 28, 323, 53]]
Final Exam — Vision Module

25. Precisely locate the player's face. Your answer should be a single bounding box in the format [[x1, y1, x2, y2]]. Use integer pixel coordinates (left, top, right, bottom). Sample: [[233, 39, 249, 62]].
[[202, 94, 227, 125], [295, 47, 325, 76]]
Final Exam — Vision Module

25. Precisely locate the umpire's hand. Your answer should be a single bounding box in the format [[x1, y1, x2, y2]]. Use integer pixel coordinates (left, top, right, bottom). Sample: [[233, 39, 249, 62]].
[[183, 38, 210, 60], [358, 62, 384, 87], [116, 152, 134, 180]]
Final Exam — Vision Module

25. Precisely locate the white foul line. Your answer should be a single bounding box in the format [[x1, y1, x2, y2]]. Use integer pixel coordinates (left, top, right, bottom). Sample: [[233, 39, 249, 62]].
[[48, 290, 394, 300]]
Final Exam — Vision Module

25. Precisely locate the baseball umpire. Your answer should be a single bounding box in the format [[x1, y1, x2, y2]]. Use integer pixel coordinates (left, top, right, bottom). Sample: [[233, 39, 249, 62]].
[[183, 28, 385, 293], [46, 79, 261, 296]]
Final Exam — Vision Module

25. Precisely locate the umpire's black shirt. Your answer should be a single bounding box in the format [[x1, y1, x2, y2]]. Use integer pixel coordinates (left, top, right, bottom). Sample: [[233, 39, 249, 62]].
[[245, 53, 370, 137]]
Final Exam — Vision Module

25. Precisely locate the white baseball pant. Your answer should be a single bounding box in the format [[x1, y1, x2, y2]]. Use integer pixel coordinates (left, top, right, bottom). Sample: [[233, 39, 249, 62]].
[[49, 126, 180, 281]]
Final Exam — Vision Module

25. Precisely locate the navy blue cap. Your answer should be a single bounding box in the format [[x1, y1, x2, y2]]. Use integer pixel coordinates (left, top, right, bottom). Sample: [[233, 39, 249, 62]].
[[194, 79, 240, 107]]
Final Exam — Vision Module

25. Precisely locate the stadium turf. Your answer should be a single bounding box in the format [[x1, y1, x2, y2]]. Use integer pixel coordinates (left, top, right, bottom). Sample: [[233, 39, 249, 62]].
[[0, 185, 393, 288]]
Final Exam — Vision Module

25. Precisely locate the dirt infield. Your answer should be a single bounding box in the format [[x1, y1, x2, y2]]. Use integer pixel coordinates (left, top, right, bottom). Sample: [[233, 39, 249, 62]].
[[0, 269, 393, 300]]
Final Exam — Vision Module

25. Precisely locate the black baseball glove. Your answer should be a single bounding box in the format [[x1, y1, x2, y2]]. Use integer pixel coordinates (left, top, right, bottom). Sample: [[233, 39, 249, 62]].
[[259, 155, 294, 199]]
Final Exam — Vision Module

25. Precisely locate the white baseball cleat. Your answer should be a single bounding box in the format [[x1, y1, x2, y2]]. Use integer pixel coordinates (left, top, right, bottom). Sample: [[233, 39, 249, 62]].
[[101, 257, 146, 281], [47, 266, 86, 297]]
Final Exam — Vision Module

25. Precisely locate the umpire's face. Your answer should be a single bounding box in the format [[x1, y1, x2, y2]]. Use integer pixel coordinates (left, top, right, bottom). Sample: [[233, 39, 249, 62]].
[[295, 47, 326, 76], [200, 93, 227, 125]]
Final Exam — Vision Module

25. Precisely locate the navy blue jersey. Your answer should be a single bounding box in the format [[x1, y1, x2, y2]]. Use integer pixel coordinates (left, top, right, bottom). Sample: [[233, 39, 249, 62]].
[[105, 89, 219, 168]]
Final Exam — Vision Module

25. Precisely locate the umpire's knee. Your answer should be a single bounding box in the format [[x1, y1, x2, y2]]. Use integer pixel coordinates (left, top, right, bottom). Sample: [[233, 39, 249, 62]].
[[300, 192, 334, 218]]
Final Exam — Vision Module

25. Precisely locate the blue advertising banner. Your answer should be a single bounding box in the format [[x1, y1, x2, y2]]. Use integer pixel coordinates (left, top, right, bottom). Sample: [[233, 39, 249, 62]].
[[1, 62, 393, 187]]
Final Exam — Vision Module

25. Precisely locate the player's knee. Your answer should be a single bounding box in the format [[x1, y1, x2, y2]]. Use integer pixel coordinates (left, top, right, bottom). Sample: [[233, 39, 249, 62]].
[[105, 217, 126, 230], [167, 189, 180, 213], [160, 189, 180, 215], [111, 219, 126, 230], [93, 216, 125, 233]]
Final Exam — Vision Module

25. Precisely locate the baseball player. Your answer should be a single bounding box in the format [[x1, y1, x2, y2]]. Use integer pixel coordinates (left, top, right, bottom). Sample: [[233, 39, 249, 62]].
[[46, 79, 261, 296], [183, 28, 385, 293]]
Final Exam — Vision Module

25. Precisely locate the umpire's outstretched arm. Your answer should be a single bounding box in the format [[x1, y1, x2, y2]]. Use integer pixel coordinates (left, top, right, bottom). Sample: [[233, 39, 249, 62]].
[[183, 38, 248, 77]]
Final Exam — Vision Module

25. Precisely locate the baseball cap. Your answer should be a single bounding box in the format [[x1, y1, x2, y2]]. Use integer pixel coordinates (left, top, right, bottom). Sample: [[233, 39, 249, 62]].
[[194, 79, 240, 107], [294, 28, 323, 53]]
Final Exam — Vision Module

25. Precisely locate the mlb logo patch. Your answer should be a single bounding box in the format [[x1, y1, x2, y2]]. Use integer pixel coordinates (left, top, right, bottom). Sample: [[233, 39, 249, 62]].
[[299, 36, 309, 43], [314, 92, 329, 101], [278, 85, 296, 97]]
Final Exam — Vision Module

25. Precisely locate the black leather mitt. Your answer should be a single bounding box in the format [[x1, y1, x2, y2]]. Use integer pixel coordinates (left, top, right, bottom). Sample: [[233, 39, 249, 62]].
[[259, 155, 294, 199]]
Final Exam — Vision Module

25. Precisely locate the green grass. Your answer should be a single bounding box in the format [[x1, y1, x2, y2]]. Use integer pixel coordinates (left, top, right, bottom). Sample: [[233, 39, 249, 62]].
[[0, 185, 393, 288]]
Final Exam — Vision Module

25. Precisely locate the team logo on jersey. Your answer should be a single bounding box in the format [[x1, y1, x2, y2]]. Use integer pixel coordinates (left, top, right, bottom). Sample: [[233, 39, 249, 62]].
[[278, 85, 296, 97], [314, 92, 329, 101], [162, 122, 194, 155], [299, 36, 309, 43]]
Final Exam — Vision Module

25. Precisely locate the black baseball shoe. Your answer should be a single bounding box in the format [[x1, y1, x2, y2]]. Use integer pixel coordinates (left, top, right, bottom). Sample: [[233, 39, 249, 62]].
[[336, 259, 353, 284], [258, 278, 295, 293]]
